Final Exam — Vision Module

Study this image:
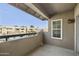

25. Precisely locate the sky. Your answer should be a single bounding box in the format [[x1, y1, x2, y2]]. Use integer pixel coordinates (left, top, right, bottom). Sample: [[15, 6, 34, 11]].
[[0, 3, 48, 29]]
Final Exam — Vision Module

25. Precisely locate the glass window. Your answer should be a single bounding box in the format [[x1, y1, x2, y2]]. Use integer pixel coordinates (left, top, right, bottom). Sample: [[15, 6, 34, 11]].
[[51, 19, 62, 39]]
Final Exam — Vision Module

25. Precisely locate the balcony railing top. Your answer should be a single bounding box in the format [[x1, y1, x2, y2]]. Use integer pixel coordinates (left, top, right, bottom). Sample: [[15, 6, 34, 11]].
[[0, 32, 37, 42]]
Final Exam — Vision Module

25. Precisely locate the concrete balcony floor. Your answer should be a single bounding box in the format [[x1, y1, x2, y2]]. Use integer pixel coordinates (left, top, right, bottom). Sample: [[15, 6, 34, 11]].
[[29, 44, 75, 56]]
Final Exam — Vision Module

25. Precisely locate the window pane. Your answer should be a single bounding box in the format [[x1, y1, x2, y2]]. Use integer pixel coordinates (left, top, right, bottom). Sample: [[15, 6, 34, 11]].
[[53, 30, 61, 38], [53, 21, 61, 29], [57, 21, 61, 29], [53, 21, 57, 28]]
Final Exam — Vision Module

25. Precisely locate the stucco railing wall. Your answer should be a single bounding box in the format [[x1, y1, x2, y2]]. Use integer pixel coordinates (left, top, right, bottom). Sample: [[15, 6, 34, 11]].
[[0, 30, 43, 56]]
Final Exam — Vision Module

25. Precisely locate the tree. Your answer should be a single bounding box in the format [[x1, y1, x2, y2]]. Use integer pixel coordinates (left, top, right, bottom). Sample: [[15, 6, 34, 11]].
[[30, 25, 34, 28], [29, 25, 35, 33]]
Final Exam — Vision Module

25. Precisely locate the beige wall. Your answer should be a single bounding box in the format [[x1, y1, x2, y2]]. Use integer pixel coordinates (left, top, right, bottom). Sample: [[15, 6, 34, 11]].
[[74, 4, 79, 17], [44, 10, 74, 50], [0, 31, 43, 56]]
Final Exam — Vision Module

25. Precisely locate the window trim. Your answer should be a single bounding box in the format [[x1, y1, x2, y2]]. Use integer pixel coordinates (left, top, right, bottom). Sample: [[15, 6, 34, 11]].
[[51, 19, 63, 40]]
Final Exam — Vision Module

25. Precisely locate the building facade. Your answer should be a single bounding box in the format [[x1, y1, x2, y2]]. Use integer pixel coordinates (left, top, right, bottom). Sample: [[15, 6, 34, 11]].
[[0, 25, 37, 35]]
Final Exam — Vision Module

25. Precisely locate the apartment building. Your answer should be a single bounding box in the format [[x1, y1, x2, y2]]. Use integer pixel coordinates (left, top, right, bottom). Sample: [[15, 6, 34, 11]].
[[14, 26, 27, 34], [0, 25, 37, 35]]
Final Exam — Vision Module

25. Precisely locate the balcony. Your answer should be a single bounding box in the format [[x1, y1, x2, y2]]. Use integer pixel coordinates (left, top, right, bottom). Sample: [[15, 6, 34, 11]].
[[0, 3, 79, 56], [0, 30, 76, 56], [0, 30, 43, 56]]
